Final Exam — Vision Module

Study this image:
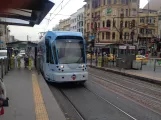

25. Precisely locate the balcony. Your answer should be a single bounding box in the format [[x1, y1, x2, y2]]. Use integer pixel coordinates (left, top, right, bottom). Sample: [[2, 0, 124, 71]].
[[97, 27, 111, 32]]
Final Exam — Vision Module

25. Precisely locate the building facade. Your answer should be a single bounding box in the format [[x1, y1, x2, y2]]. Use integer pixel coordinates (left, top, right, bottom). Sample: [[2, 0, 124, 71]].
[[84, 0, 140, 46], [58, 18, 71, 31], [70, 12, 77, 32], [137, 9, 158, 54], [70, 7, 85, 35], [0, 24, 10, 49], [52, 24, 60, 31]]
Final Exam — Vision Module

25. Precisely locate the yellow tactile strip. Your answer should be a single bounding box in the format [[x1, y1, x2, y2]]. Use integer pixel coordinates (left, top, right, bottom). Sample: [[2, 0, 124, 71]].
[[32, 74, 49, 120]]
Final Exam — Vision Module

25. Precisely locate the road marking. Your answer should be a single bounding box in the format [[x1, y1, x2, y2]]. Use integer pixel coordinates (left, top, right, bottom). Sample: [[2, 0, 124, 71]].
[[32, 74, 49, 120]]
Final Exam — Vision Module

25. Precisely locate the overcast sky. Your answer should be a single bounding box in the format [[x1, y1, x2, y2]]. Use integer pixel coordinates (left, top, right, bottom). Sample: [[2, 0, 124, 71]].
[[9, 0, 148, 41]]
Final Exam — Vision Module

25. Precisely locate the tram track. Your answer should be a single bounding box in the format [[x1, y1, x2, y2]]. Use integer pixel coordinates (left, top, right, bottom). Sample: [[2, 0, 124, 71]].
[[82, 85, 137, 120], [88, 68, 161, 102], [58, 87, 85, 120], [88, 73, 161, 115], [49, 83, 136, 120], [89, 73, 161, 104]]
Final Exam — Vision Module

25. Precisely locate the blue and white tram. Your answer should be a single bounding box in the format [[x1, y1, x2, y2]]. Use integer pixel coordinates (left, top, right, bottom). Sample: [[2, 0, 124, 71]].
[[37, 31, 88, 83]]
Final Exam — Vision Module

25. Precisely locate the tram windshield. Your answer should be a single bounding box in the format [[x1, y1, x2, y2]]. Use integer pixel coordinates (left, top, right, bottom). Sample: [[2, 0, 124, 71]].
[[55, 39, 85, 64]]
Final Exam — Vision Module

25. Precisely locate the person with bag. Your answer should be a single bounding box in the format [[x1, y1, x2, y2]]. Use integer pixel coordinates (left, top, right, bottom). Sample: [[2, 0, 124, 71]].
[[0, 78, 9, 116]]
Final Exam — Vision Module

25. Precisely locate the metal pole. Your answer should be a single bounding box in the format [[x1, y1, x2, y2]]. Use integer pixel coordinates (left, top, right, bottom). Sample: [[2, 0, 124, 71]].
[[146, 0, 150, 54], [96, 48, 98, 66], [4, 59, 6, 75], [90, 47, 92, 65], [154, 59, 156, 71], [1, 59, 3, 79]]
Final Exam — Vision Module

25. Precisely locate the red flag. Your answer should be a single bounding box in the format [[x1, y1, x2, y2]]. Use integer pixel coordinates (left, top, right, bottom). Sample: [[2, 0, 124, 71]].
[[0, 107, 4, 115]]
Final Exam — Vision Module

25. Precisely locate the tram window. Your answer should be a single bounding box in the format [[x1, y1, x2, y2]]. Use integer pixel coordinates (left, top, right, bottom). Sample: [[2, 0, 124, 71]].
[[53, 44, 58, 64], [46, 46, 50, 63], [50, 47, 54, 64]]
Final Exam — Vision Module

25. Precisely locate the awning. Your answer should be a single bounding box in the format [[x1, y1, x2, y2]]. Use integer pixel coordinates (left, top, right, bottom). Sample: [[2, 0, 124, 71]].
[[0, 0, 54, 26], [7, 41, 37, 48]]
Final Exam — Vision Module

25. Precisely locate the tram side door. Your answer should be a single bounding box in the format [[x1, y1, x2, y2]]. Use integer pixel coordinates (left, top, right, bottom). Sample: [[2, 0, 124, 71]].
[[44, 37, 51, 78]]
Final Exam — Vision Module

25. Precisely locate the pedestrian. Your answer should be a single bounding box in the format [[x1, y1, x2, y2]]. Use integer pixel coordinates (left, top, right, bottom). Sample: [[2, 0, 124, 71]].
[[0, 79, 6, 116], [14, 55, 17, 68], [17, 56, 21, 69]]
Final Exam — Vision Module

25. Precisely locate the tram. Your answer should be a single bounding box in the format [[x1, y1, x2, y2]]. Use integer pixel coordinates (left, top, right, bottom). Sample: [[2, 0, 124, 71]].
[[37, 31, 88, 83]]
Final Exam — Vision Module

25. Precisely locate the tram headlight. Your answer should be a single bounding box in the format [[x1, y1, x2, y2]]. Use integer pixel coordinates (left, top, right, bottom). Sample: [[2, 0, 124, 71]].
[[60, 65, 64, 68], [81, 64, 85, 68]]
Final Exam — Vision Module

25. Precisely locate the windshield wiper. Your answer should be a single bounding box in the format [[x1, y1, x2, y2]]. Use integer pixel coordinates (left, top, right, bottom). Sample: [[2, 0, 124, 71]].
[[76, 57, 83, 63]]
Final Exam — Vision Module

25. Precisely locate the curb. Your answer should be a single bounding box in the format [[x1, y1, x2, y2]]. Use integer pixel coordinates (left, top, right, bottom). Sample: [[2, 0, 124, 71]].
[[88, 65, 161, 86]]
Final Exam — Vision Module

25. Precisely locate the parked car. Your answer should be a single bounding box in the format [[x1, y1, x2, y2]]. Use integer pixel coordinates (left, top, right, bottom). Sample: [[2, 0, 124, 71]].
[[136, 55, 148, 65], [0, 50, 7, 59], [87, 54, 96, 60], [107, 54, 116, 61]]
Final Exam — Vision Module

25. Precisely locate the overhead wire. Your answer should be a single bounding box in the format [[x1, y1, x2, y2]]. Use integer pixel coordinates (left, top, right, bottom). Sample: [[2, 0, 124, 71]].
[[43, 0, 65, 31], [45, 0, 72, 31], [49, 0, 72, 22]]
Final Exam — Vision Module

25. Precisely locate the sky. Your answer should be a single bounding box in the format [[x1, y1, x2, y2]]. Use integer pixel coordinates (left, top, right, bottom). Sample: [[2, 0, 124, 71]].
[[9, 0, 148, 41]]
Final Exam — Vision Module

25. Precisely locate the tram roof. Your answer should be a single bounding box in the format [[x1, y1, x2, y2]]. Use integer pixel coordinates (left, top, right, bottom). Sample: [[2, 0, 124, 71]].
[[47, 31, 83, 37]]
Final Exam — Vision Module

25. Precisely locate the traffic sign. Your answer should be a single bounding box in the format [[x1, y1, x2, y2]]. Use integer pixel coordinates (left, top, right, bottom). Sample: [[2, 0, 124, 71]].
[[0, 41, 3, 44], [107, 8, 112, 14], [89, 36, 95, 40]]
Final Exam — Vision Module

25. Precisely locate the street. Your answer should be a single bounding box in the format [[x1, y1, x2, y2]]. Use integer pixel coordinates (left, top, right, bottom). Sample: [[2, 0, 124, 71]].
[[48, 67, 161, 120]]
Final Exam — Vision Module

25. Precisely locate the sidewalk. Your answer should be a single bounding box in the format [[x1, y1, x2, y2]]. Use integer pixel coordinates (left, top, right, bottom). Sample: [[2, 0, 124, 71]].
[[0, 68, 66, 120], [88, 63, 161, 85]]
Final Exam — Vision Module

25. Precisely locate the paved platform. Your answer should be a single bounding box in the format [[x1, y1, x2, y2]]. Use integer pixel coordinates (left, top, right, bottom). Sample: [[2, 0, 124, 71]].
[[89, 65, 161, 85], [0, 68, 66, 120]]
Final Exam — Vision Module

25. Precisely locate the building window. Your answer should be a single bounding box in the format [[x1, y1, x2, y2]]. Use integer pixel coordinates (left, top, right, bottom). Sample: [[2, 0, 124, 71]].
[[124, 32, 129, 39], [108, 0, 111, 4], [140, 17, 144, 23], [106, 20, 111, 27], [92, 13, 94, 18], [98, 22, 100, 28], [102, 32, 104, 39], [106, 32, 110, 39], [87, 23, 90, 31], [102, 21, 105, 27], [125, 0, 128, 4], [121, 0, 125, 4], [114, 0, 117, 4], [87, 4, 90, 9], [126, 9, 128, 16], [132, 20, 135, 27], [120, 20, 123, 28], [140, 28, 144, 34], [125, 21, 128, 28], [112, 32, 115, 39], [104, 0, 106, 5], [113, 20, 116, 27]]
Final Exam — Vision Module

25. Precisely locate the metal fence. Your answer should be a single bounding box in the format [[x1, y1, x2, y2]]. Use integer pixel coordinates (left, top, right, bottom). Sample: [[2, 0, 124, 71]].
[[0, 58, 9, 80]]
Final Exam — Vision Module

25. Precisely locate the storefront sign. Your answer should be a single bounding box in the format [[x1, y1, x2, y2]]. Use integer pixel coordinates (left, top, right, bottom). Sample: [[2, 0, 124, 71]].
[[119, 46, 127, 49], [129, 46, 135, 49]]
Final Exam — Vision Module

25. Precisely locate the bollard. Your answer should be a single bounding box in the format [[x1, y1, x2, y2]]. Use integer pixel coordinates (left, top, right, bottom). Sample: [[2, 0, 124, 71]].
[[37, 57, 40, 75], [1, 59, 3, 79], [28, 57, 32, 71], [7, 58, 9, 73], [10, 57, 14, 69], [4, 59, 6, 75], [154, 59, 156, 72], [17, 57, 21, 69]]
